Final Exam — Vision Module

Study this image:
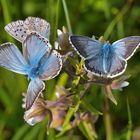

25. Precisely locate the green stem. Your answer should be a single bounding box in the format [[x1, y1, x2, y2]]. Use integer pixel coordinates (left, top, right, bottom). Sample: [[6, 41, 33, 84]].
[[0, 0, 14, 42], [103, 87, 113, 140], [103, 0, 111, 20], [53, 0, 60, 46], [62, 0, 72, 34], [126, 98, 132, 140], [0, 0, 11, 24]]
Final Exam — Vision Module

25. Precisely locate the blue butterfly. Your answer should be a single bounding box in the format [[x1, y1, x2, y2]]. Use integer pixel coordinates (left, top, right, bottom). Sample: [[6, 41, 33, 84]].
[[4, 17, 50, 42], [70, 36, 140, 78], [0, 32, 62, 109]]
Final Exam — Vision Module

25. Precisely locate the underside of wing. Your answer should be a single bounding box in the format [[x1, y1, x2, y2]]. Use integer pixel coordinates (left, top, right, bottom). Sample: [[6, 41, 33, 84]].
[[38, 50, 62, 80], [0, 43, 28, 74], [5, 17, 51, 43], [4, 20, 30, 42], [70, 36, 101, 59], [26, 78, 45, 110], [24, 17, 50, 39], [112, 36, 140, 60]]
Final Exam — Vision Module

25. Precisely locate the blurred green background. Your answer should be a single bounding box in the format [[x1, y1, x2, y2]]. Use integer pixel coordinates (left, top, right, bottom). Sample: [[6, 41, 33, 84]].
[[0, 0, 140, 140]]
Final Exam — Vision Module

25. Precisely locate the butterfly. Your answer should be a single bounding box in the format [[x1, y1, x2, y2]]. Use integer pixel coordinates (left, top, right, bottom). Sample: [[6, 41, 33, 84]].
[[4, 17, 50, 42], [70, 35, 140, 78], [0, 32, 62, 109]]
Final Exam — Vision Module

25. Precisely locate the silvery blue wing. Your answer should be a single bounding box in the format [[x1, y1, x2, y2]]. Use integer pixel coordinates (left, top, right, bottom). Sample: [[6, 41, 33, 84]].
[[4, 17, 50, 42], [0, 32, 62, 109], [70, 36, 140, 78]]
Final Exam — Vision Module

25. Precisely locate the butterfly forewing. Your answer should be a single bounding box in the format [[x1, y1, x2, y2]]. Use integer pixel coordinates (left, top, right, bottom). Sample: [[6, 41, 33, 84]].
[[112, 36, 140, 60], [4, 20, 30, 42], [0, 43, 28, 74], [70, 36, 101, 60], [5, 17, 51, 43], [23, 32, 52, 66]]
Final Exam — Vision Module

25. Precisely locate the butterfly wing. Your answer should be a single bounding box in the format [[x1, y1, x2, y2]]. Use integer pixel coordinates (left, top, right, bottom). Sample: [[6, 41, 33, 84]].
[[105, 36, 140, 78], [0, 43, 28, 74], [84, 51, 106, 77], [24, 17, 50, 39], [4, 20, 30, 42], [112, 36, 140, 60], [70, 36, 106, 76], [38, 50, 62, 80], [23, 32, 52, 66], [26, 78, 45, 110], [107, 53, 127, 78], [5, 17, 50, 43], [70, 36, 102, 60]]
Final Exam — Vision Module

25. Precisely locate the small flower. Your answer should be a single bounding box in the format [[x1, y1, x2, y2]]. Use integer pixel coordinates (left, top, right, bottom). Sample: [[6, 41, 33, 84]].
[[72, 112, 98, 127], [57, 26, 71, 54], [111, 75, 130, 91], [22, 86, 73, 130], [22, 93, 50, 126]]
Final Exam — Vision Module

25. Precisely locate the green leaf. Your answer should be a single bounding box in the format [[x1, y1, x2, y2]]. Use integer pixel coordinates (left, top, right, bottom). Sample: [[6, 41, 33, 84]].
[[12, 124, 30, 140], [56, 100, 81, 137], [78, 121, 97, 140], [0, 88, 15, 113], [82, 98, 103, 115]]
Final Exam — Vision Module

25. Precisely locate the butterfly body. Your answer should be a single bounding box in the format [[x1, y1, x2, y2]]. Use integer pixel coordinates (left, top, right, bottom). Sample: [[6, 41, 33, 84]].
[[70, 35, 140, 78], [0, 32, 62, 109], [102, 43, 114, 74], [27, 66, 40, 80]]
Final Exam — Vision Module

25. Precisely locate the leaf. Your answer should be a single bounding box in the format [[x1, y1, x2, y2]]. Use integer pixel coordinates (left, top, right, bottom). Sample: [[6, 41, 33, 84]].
[[82, 98, 103, 115], [56, 73, 68, 86], [104, 85, 117, 105], [12, 124, 30, 140], [56, 100, 81, 137], [68, 57, 79, 69], [78, 121, 97, 140], [0, 88, 15, 113]]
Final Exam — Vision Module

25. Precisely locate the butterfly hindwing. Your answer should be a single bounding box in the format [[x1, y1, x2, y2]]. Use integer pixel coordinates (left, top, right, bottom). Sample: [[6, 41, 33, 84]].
[[70, 36, 102, 60], [108, 53, 127, 78], [26, 78, 45, 110], [38, 50, 62, 80], [0, 43, 28, 74]]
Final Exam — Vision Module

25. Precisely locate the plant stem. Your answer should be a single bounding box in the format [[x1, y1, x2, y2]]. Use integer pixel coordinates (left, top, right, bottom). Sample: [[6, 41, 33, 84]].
[[0, 0, 14, 42], [103, 0, 132, 40], [53, 0, 60, 46], [103, 86, 113, 140], [126, 98, 132, 140], [62, 0, 72, 34]]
